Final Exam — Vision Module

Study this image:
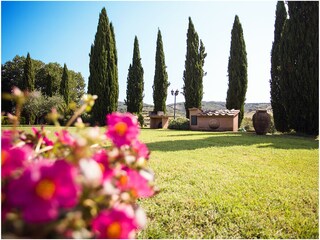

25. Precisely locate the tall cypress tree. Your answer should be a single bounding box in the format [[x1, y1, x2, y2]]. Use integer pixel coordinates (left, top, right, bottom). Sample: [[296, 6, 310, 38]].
[[280, 2, 319, 134], [88, 7, 118, 125], [45, 73, 53, 97], [153, 29, 169, 113], [110, 23, 119, 113], [270, 1, 289, 132], [125, 36, 144, 114], [226, 15, 248, 127], [21, 53, 35, 124], [22, 52, 34, 92], [60, 63, 69, 105], [183, 17, 207, 118], [197, 40, 206, 107]]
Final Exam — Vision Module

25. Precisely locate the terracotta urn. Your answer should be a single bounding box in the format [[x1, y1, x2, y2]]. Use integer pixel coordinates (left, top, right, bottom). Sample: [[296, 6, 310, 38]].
[[252, 109, 271, 135]]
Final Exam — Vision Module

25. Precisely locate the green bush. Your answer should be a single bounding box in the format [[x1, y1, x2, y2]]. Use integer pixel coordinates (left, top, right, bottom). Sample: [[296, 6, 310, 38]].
[[1, 116, 26, 125], [1, 116, 10, 125], [241, 117, 254, 131], [20, 117, 26, 125], [137, 114, 144, 128], [168, 117, 190, 130], [269, 117, 276, 134]]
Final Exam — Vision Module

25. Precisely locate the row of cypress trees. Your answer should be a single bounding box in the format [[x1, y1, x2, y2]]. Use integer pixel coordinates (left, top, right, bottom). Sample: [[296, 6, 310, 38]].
[[24, 4, 320, 133], [125, 17, 208, 120], [88, 12, 170, 120], [270, 1, 318, 135], [125, 30, 171, 116], [183, 15, 248, 126], [88, 7, 249, 126]]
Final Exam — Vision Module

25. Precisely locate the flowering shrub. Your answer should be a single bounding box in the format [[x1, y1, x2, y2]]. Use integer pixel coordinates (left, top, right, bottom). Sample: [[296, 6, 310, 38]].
[[1, 89, 157, 238]]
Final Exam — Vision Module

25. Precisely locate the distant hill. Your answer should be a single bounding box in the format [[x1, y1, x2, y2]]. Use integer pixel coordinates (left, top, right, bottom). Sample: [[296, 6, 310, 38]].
[[117, 101, 154, 113], [118, 101, 272, 119]]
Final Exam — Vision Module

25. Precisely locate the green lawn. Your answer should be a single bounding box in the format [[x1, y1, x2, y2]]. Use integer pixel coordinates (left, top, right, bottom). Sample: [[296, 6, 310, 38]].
[[138, 129, 318, 239], [2, 126, 318, 238]]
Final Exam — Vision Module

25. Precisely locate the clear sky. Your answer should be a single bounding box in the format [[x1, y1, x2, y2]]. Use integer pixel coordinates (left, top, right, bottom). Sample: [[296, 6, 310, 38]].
[[2, 0, 277, 105]]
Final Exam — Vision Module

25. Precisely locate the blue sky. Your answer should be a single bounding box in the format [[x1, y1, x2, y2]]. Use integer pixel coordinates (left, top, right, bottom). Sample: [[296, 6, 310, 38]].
[[2, 1, 277, 105]]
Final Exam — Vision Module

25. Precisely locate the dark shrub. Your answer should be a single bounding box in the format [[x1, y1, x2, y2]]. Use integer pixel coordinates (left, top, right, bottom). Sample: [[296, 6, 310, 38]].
[[168, 118, 190, 130], [137, 114, 144, 128], [80, 112, 92, 124], [20, 117, 26, 125]]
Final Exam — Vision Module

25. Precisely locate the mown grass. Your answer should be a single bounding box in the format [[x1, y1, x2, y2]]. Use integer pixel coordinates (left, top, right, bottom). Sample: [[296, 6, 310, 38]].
[[137, 129, 318, 239], [2, 126, 318, 238]]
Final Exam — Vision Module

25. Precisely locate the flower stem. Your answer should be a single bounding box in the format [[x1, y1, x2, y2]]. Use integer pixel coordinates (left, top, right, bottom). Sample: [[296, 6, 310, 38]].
[[65, 104, 87, 129]]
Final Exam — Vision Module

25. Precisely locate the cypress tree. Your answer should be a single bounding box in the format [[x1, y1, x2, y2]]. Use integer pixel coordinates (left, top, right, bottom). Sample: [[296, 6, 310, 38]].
[[183, 17, 207, 118], [226, 15, 248, 127], [60, 63, 70, 105], [22, 52, 34, 92], [153, 29, 169, 113], [280, 2, 319, 135], [110, 23, 119, 113], [22, 53, 35, 124], [270, 1, 289, 132], [88, 7, 118, 125], [45, 73, 53, 97], [125, 36, 144, 114], [197, 40, 206, 107], [126, 64, 134, 112]]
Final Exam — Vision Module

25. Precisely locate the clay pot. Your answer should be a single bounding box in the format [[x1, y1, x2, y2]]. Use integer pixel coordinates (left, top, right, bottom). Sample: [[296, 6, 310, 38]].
[[252, 110, 271, 135], [208, 119, 220, 130]]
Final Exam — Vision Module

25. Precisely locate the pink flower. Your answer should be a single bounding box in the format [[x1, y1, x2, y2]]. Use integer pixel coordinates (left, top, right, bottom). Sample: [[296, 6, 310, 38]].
[[117, 168, 154, 198], [7, 160, 80, 223], [32, 127, 54, 146], [132, 140, 150, 160], [1, 130, 13, 148], [106, 113, 139, 147], [55, 130, 76, 146], [91, 208, 137, 239], [93, 149, 109, 168], [93, 149, 114, 179], [112, 203, 147, 229], [1, 131, 32, 178]]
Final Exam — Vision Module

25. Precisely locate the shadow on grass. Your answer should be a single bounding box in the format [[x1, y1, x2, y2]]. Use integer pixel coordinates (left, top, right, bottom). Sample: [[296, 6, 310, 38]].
[[146, 132, 319, 151]]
